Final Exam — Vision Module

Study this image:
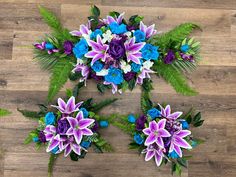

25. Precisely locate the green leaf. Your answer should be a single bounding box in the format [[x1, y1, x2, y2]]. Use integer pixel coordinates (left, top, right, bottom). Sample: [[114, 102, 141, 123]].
[[177, 158, 188, 168], [193, 112, 201, 122], [73, 82, 85, 98], [70, 151, 79, 161], [66, 89, 73, 98], [0, 108, 11, 117], [24, 134, 33, 144], [193, 120, 204, 127], [128, 78, 136, 90], [18, 108, 42, 119], [91, 5, 100, 17], [97, 83, 106, 93], [91, 98, 118, 113], [48, 154, 57, 177], [109, 11, 120, 18], [48, 60, 73, 102]]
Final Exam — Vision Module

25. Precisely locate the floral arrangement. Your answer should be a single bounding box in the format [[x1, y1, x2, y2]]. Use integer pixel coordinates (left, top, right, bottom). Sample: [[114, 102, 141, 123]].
[[19, 93, 117, 177], [34, 5, 201, 101]]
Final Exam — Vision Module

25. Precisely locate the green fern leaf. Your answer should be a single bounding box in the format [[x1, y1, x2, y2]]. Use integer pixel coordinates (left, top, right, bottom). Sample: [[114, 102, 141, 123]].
[[91, 98, 118, 113], [0, 108, 11, 117], [48, 154, 57, 177], [17, 108, 43, 120]]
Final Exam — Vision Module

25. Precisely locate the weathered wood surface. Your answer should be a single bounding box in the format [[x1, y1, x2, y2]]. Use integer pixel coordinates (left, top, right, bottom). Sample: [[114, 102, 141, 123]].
[[0, 1, 236, 177]]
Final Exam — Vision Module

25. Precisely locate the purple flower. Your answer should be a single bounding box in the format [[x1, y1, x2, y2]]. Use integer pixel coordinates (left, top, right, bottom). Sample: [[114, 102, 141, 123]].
[[127, 25, 137, 31], [143, 119, 171, 147], [160, 105, 183, 121], [180, 52, 194, 62], [139, 21, 157, 39], [34, 41, 46, 50], [103, 81, 119, 94], [142, 144, 164, 167], [108, 39, 126, 59], [72, 63, 90, 82], [164, 50, 175, 64], [91, 120, 99, 132], [70, 22, 91, 37], [136, 68, 155, 85], [63, 41, 74, 55], [66, 111, 94, 145], [38, 131, 46, 143], [90, 71, 103, 81], [124, 72, 136, 81], [102, 12, 125, 25], [44, 125, 62, 153], [63, 135, 82, 157], [136, 115, 147, 131], [51, 96, 83, 115], [169, 130, 192, 157], [34, 41, 59, 54], [57, 118, 70, 135]]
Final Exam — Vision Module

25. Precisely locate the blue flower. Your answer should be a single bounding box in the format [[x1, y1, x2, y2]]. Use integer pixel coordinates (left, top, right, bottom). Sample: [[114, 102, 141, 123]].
[[134, 133, 144, 145], [181, 44, 190, 53], [33, 137, 39, 142], [191, 141, 197, 148], [168, 150, 179, 159], [80, 108, 89, 118], [45, 42, 54, 50], [105, 67, 124, 85], [131, 62, 141, 72], [141, 44, 159, 60], [128, 114, 136, 123], [147, 108, 161, 119], [181, 120, 189, 129], [99, 120, 109, 128], [73, 39, 88, 59], [51, 146, 59, 154], [81, 141, 91, 149], [91, 61, 104, 72], [45, 112, 56, 125], [134, 30, 145, 42], [109, 22, 127, 34], [90, 29, 103, 40]]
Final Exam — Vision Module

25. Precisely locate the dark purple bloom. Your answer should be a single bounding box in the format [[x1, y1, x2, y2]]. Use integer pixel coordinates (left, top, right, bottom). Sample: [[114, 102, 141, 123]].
[[127, 25, 138, 31], [164, 50, 175, 64], [90, 71, 103, 81], [56, 118, 70, 135], [38, 131, 46, 143], [96, 22, 106, 29], [180, 52, 194, 62], [136, 115, 147, 131], [63, 41, 74, 55], [124, 72, 136, 81], [92, 120, 99, 132], [108, 39, 126, 59]]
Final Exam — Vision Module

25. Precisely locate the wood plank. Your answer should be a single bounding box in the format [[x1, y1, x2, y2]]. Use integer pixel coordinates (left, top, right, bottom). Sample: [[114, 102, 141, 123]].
[[0, 30, 13, 60]]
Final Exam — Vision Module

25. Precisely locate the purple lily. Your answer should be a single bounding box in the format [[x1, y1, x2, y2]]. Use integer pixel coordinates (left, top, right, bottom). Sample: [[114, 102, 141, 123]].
[[142, 144, 165, 167], [169, 130, 192, 157], [70, 21, 91, 37], [160, 105, 183, 120], [102, 12, 125, 25], [136, 68, 155, 85], [85, 35, 109, 65], [143, 119, 171, 147], [103, 81, 122, 94], [139, 21, 157, 39], [72, 63, 90, 83], [66, 111, 94, 145], [34, 42, 59, 54], [124, 37, 145, 64], [51, 96, 83, 115], [62, 135, 83, 157], [44, 125, 62, 153]]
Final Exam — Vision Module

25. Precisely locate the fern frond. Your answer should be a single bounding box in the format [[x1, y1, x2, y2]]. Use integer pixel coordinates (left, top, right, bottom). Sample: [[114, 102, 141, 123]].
[[91, 98, 118, 113], [17, 108, 43, 120], [0, 108, 11, 117]]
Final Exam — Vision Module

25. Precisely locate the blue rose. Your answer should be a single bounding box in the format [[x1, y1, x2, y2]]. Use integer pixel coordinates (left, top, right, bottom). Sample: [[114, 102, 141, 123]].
[[45, 42, 54, 50], [168, 150, 179, 159], [181, 44, 190, 53], [80, 107, 89, 118], [45, 112, 56, 125], [99, 120, 109, 128], [181, 120, 189, 129], [134, 133, 144, 145], [109, 22, 127, 34], [81, 141, 91, 149], [128, 114, 136, 123], [147, 108, 161, 119], [90, 29, 103, 40], [134, 30, 145, 42], [131, 62, 141, 72], [73, 39, 88, 59], [141, 44, 159, 60], [33, 137, 39, 142], [105, 67, 124, 85], [91, 61, 104, 72], [51, 146, 59, 154]]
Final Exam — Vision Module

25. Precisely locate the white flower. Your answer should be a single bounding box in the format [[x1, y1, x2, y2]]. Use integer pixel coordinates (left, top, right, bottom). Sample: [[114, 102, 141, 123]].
[[120, 60, 131, 74], [96, 69, 109, 76], [124, 31, 132, 38], [77, 59, 84, 64], [102, 30, 113, 43], [82, 30, 92, 42], [142, 60, 154, 70]]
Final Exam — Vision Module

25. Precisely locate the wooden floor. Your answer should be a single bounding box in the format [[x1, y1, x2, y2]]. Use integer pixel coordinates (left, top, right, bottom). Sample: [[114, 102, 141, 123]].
[[0, 0, 236, 177]]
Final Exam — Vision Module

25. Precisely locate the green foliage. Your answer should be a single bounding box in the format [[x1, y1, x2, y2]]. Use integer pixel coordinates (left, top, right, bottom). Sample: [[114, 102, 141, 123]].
[[153, 61, 198, 96], [0, 108, 11, 117], [48, 154, 57, 177], [171, 162, 182, 176], [129, 15, 144, 26], [91, 5, 100, 17], [18, 108, 43, 120], [70, 151, 87, 161], [140, 79, 153, 113], [97, 83, 111, 93], [94, 136, 114, 152], [183, 110, 204, 127], [91, 98, 118, 113], [47, 60, 73, 102], [24, 130, 38, 144], [112, 115, 136, 135], [73, 82, 85, 98]]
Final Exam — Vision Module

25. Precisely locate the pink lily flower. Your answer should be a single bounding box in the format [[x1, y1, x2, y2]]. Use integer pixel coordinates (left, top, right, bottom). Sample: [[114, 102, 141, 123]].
[[85, 35, 109, 65], [102, 12, 125, 25], [62, 135, 83, 157], [44, 125, 62, 153], [72, 63, 90, 83], [136, 68, 155, 85], [124, 37, 145, 64], [70, 21, 91, 37], [160, 105, 183, 120], [34, 42, 59, 55], [140, 21, 157, 39], [103, 81, 122, 94]]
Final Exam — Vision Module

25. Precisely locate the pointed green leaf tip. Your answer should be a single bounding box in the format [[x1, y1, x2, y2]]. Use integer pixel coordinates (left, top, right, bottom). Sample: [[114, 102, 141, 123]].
[[91, 5, 100, 17], [0, 108, 11, 117]]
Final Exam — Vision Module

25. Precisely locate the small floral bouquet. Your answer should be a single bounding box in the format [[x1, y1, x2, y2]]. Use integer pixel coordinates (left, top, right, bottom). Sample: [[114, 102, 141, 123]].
[[34, 5, 201, 101], [19, 95, 117, 177], [112, 102, 204, 175]]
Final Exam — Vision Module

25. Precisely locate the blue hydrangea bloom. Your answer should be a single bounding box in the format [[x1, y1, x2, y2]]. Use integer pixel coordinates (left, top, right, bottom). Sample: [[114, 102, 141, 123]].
[[109, 22, 127, 34], [141, 44, 159, 60], [99, 120, 109, 128], [81, 141, 91, 149], [181, 120, 189, 129], [128, 114, 136, 123], [147, 108, 161, 119], [45, 42, 54, 50], [33, 137, 39, 142], [90, 29, 103, 40], [134, 30, 145, 42], [191, 141, 197, 148], [73, 39, 88, 59], [131, 62, 141, 72], [51, 146, 59, 154], [181, 44, 190, 53], [80, 108, 89, 118], [91, 61, 104, 72], [168, 150, 179, 159], [134, 133, 144, 145], [45, 112, 56, 125], [105, 67, 124, 85]]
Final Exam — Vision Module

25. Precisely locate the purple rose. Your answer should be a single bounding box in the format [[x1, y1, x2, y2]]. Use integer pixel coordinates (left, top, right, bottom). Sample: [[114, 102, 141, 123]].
[[136, 115, 147, 131], [56, 118, 70, 135], [124, 72, 136, 81], [38, 131, 46, 143], [164, 50, 175, 64], [63, 40, 74, 55], [108, 39, 126, 59]]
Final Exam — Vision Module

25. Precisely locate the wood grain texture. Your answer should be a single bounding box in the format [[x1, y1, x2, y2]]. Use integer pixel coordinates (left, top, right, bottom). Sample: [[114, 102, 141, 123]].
[[0, 1, 236, 177]]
